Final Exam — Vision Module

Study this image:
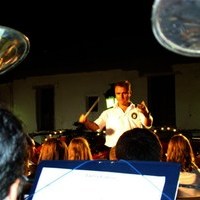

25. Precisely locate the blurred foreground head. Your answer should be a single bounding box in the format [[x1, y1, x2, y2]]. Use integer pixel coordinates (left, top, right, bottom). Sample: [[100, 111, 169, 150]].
[[0, 106, 28, 199]]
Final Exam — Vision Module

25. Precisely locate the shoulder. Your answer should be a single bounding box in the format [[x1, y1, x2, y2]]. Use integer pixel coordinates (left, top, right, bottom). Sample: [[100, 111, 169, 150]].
[[179, 171, 200, 184], [102, 107, 116, 113], [99, 107, 115, 116]]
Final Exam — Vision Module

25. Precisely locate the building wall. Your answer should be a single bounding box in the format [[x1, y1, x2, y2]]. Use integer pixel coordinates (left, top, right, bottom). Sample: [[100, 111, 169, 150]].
[[174, 64, 200, 129], [0, 69, 147, 133], [0, 64, 200, 133]]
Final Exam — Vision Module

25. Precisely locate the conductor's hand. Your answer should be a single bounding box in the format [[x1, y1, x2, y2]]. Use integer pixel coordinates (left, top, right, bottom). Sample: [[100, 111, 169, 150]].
[[137, 101, 149, 115], [79, 114, 87, 123]]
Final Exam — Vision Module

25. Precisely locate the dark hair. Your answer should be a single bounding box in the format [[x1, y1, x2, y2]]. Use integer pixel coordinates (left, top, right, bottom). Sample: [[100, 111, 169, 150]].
[[114, 80, 132, 92], [0, 107, 28, 199], [115, 128, 163, 161]]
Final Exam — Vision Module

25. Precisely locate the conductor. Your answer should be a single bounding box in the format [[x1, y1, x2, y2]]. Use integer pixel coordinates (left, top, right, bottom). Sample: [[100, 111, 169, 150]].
[[79, 80, 153, 148]]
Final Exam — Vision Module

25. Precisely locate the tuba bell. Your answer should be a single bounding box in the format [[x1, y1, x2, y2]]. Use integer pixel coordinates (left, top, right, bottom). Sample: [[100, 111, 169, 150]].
[[151, 0, 200, 57], [0, 25, 30, 75]]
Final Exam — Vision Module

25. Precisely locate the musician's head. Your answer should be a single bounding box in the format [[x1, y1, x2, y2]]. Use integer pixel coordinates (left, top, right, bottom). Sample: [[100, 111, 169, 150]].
[[0, 106, 28, 200], [115, 128, 163, 161]]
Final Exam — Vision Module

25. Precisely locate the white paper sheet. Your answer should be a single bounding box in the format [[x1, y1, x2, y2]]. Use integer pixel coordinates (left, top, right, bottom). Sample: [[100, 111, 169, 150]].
[[31, 167, 166, 200]]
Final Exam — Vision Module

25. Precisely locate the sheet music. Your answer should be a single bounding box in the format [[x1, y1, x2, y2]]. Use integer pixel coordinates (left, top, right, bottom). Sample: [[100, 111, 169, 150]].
[[31, 168, 166, 200]]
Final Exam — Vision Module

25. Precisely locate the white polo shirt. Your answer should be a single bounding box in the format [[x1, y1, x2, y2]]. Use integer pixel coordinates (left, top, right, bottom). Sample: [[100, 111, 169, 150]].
[[94, 102, 152, 147]]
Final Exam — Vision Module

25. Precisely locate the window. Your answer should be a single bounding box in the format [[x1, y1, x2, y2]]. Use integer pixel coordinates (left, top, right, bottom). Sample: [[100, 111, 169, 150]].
[[35, 85, 55, 131]]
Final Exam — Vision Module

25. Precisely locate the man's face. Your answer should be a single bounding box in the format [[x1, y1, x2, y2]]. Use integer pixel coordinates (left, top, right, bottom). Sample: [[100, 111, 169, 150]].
[[115, 86, 131, 105]]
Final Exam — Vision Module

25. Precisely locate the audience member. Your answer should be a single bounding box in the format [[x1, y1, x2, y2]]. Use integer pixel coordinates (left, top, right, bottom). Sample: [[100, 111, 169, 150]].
[[37, 137, 68, 164], [166, 134, 200, 198], [0, 106, 28, 200], [68, 137, 93, 160], [166, 134, 198, 171], [115, 128, 163, 161]]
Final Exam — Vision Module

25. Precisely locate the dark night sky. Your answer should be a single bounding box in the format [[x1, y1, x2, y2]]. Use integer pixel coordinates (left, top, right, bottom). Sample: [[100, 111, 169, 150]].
[[1, 1, 200, 81]]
